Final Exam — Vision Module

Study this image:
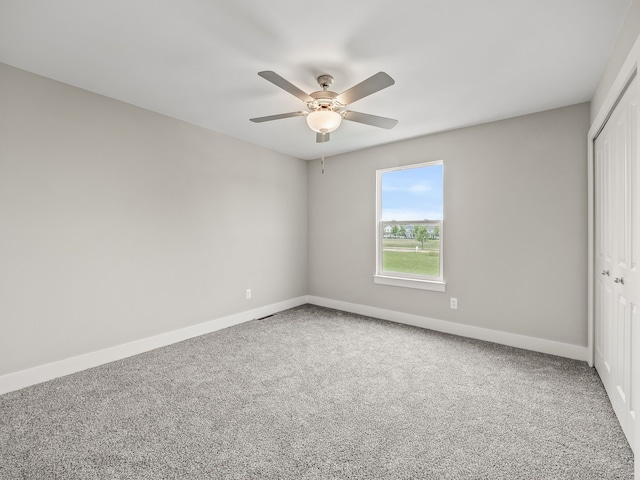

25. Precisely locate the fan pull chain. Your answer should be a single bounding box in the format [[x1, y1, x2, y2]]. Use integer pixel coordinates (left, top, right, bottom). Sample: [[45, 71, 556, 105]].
[[321, 153, 325, 175]]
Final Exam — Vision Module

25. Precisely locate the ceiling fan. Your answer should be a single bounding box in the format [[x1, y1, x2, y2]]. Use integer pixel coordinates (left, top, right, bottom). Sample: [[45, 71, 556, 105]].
[[250, 71, 398, 143]]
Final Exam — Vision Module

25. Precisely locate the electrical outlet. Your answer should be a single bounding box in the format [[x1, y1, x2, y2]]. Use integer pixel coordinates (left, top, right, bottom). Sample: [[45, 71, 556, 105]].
[[450, 297, 458, 309], [246, 289, 251, 299]]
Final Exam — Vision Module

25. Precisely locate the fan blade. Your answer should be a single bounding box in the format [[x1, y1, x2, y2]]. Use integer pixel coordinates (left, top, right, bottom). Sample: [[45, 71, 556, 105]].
[[337, 72, 395, 105], [258, 71, 314, 103], [250, 111, 306, 123], [316, 132, 330, 143], [343, 111, 398, 129]]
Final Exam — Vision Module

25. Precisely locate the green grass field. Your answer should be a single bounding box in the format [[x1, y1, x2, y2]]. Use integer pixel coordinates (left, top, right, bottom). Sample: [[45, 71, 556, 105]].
[[383, 238, 440, 250], [383, 250, 440, 276]]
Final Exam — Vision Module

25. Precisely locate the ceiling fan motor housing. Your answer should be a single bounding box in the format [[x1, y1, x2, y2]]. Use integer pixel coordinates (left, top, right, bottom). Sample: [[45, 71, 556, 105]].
[[308, 90, 343, 113], [307, 74, 344, 113]]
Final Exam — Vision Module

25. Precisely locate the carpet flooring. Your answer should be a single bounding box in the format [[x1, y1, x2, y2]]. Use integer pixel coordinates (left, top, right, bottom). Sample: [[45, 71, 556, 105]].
[[0, 305, 634, 479]]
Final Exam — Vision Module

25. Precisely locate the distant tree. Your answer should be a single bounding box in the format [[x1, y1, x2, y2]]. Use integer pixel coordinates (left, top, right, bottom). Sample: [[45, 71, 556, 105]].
[[433, 225, 440, 240], [414, 225, 428, 248], [391, 225, 400, 238], [399, 226, 407, 238]]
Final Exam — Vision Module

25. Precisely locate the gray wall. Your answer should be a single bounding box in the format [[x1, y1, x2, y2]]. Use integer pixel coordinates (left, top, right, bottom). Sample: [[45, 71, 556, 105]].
[[308, 103, 590, 346], [0, 56, 598, 377], [591, 0, 640, 120], [0, 63, 308, 376]]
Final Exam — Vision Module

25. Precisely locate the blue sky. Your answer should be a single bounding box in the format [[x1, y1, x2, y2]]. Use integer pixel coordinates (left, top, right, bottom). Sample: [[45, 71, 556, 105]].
[[381, 164, 443, 221]]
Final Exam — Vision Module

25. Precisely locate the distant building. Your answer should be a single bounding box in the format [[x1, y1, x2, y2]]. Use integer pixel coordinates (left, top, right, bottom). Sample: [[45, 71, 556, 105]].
[[382, 223, 440, 239], [382, 224, 415, 238], [404, 225, 414, 238]]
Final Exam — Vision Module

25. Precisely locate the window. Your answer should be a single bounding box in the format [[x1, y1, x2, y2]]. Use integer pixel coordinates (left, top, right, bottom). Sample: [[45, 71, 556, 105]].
[[374, 161, 445, 291]]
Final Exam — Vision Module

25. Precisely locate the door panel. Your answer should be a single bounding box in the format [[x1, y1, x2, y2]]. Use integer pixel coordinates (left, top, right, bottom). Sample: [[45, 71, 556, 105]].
[[631, 303, 639, 426], [615, 293, 627, 403], [604, 282, 613, 374]]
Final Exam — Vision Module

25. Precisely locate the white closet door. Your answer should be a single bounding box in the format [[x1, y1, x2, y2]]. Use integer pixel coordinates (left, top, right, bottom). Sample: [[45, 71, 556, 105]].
[[595, 120, 614, 376], [594, 76, 639, 450]]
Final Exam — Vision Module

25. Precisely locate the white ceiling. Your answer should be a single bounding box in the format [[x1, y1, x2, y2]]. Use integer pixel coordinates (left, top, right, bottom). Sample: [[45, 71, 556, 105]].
[[0, 0, 632, 160]]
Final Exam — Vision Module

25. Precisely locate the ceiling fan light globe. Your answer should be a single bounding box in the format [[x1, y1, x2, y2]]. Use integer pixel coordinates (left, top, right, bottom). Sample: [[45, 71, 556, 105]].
[[306, 110, 341, 133]]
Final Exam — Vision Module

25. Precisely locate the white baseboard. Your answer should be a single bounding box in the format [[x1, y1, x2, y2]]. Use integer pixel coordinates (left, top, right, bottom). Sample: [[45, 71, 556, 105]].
[[0, 296, 308, 396], [0, 295, 589, 396], [307, 296, 589, 362]]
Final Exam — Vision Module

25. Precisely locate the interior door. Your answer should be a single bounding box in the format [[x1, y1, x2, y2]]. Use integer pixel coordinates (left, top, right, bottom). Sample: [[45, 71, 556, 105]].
[[595, 121, 614, 379], [594, 75, 638, 451]]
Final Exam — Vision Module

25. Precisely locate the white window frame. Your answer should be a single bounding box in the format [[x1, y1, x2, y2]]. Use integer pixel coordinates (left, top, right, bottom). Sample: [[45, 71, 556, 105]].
[[374, 160, 446, 292]]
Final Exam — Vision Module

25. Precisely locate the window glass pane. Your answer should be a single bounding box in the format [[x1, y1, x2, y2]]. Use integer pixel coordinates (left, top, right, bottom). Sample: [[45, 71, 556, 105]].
[[380, 164, 443, 279], [380, 164, 443, 221], [382, 222, 441, 277]]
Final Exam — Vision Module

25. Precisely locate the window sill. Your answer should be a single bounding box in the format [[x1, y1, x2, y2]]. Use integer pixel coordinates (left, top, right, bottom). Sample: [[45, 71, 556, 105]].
[[373, 275, 446, 292]]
